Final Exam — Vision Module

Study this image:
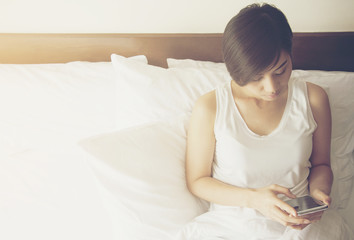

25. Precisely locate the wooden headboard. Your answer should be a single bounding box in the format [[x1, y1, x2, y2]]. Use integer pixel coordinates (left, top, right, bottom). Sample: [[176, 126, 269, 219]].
[[0, 32, 353, 71]]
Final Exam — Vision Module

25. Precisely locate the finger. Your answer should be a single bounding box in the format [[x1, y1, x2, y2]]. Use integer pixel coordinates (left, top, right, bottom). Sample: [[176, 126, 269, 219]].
[[321, 196, 331, 206], [304, 211, 323, 222], [266, 206, 290, 226], [311, 191, 331, 206], [274, 207, 310, 226], [276, 199, 297, 217], [270, 184, 296, 199], [289, 223, 309, 230]]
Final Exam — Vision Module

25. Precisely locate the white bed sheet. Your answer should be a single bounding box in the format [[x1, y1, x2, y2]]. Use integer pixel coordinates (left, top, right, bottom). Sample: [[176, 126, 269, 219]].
[[0, 147, 116, 240]]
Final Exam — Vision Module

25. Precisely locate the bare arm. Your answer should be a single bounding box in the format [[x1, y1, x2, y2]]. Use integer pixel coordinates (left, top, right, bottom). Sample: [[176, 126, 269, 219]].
[[307, 82, 333, 205], [186, 91, 252, 207]]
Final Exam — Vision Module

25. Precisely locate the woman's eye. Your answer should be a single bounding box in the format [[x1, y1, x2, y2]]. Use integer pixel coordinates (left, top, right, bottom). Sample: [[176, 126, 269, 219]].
[[275, 67, 286, 75], [253, 76, 262, 82]]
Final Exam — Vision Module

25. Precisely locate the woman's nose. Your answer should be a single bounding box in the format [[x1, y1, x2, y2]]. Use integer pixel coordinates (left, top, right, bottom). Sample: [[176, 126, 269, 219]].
[[263, 77, 278, 93]]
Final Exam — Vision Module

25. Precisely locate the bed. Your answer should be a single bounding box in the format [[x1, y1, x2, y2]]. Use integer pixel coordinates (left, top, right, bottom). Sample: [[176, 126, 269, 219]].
[[0, 32, 353, 240]]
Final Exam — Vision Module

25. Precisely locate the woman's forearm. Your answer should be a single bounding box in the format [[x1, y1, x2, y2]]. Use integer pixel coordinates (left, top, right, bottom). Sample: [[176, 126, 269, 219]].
[[188, 176, 255, 208], [188, 176, 312, 227], [308, 164, 333, 196]]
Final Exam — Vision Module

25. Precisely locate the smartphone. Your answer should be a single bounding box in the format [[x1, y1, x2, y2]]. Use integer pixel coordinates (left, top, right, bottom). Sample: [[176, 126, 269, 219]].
[[285, 195, 328, 216]]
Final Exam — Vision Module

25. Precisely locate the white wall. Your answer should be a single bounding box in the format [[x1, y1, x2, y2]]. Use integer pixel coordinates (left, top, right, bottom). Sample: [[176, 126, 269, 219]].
[[0, 0, 353, 33]]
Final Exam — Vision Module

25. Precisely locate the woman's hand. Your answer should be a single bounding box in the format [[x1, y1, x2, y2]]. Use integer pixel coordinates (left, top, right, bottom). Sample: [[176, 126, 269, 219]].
[[296, 188, 331, 226], [250, 184, 311, 229], [311, 188, 331, 206], [283, 189, 331, 230]]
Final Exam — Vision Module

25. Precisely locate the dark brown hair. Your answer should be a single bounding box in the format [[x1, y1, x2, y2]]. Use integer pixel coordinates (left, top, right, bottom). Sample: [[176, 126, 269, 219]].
[[223, 3, 293, 86]]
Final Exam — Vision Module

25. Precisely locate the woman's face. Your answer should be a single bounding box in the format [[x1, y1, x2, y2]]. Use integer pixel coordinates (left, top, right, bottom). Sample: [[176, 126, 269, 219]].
[[242, 51, 293, 101]]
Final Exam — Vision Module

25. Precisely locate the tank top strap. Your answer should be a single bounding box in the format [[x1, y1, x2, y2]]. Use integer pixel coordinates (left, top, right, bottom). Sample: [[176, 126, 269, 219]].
[[214, 81, 240, 138]]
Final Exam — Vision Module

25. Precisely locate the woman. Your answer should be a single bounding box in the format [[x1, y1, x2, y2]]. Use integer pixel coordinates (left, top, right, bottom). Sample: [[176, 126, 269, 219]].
[[178, 3, 353, 239]]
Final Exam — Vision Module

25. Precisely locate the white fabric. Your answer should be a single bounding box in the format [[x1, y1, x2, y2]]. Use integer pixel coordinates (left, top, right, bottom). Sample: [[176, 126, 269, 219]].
[[0, 56, 352, 239], [0, 56, 146, 156], [0, 147, 116, 240], [178, 209, 352, 240], [167, 58, 354, 210], [111, 54, 230, 130], [167, 58, 227, 71], [79, 117, 208, 240], [213, 78, 314, 204], [293, 70, 354, 209], [178, 78, 353, 239]]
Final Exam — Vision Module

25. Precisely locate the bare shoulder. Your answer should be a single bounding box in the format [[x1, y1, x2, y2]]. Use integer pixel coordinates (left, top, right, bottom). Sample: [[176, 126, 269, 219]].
[[192, 90, 217, 117], [306, 82, 331, 121], [306, 82, 329, 107], [307, 82, 329, 108], [188, 90, 217, 134]]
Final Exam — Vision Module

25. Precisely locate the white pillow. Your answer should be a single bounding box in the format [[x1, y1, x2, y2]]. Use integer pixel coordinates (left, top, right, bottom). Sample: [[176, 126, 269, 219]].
[[292, 70, 354, 208], [0, 55, 147, 155], [167, 58, 227, 71], [79, 117, 208, 239], [111, 54, 231, 130]]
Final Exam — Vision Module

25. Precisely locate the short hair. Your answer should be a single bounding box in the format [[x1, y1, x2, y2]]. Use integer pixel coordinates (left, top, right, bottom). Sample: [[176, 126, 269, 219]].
[[223, 3, 293, 86]]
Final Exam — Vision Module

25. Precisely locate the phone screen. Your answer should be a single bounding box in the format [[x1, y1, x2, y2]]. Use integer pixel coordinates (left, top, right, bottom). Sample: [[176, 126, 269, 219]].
[[285, 195, 328, 216]]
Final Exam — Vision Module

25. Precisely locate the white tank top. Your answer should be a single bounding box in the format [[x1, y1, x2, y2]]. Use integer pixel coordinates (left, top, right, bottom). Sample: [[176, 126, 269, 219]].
[[212, 77, 316, 208]]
